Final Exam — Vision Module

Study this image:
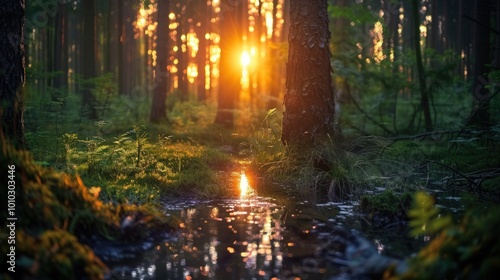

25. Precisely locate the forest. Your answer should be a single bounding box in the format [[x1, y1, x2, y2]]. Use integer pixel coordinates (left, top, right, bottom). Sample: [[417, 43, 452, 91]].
[[1, 0, 500, 279]]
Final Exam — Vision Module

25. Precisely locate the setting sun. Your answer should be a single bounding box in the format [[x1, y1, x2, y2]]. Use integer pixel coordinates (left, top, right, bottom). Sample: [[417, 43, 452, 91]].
[[241, 51, 251, 67]]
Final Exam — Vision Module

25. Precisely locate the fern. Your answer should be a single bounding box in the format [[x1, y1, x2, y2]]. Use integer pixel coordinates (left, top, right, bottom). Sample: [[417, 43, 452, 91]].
[[408, 191, 452, 237]]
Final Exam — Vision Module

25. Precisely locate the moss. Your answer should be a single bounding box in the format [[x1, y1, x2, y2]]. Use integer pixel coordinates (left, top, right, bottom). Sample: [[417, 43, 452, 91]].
[[360, 189, 412, 216], [0, 141, 176, 279]]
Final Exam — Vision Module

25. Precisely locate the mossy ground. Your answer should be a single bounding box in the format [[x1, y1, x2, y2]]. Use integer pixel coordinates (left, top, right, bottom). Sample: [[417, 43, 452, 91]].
[[0, 141, 178, 279]]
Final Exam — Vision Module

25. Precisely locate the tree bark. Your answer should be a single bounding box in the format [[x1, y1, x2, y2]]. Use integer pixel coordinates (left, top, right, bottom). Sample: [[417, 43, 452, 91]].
[[281, 0, 335, 147], [470, 0, 491, 128], [214, 0, 242, 128], [267, 0, 281, 109], [0, 2, 26, 148], [53, 3, 68, 96], [411, 0, 433, 132], [196, 1, 208, 102], [150, 0, 170, 123], [118, 0, 137, 96], [82, 0, 97, 119], [175, 17, 188, 101]]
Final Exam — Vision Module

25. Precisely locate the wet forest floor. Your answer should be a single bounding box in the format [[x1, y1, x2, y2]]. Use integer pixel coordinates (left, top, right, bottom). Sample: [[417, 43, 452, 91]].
[[2, 123, 500, 279]]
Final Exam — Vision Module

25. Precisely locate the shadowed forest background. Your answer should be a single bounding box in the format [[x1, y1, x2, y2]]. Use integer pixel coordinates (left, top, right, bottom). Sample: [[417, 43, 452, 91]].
[[1, 0, 500, 279]]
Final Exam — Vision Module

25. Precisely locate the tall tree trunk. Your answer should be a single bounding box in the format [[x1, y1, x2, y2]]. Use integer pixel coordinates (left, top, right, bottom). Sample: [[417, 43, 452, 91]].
[[196, 2, 208, 101], [214, 0, 242, 127], [53, 3, 68, 96], [118, 0, 136, 96], [108, 0, 119, 77], [0, 1, 26, 148], [150, 0, 170, 123], [470, 0, 491, 127], [82, 0, 97, 119], [267, 0, 281, 109], [281, 0, 335, 147], [430, 0, 443, 54], [411, 0, 433, 132], [175, 2, 188, 101]]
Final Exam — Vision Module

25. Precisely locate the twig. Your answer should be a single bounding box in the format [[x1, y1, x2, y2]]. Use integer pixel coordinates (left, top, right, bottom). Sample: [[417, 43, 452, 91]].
[[390, 130, 462, 141], [346, 90, 395, 136]]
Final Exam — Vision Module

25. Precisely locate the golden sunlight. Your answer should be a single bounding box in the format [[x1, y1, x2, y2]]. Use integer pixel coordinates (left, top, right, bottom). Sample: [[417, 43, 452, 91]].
[[239, 171, 251, 198], [241, 51, 251, 67]]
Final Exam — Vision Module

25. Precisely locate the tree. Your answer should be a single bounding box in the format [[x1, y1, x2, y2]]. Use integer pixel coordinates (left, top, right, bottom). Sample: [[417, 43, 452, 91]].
[[281, 0, 335, 147], [470, 0, 491, 128], [118, 0, 138, 96], [174, 0, 189, 101], [0, 1, 26, 148], [214, 0, 243, 127], [150, 0, 170, 123], [82, 0, 98, 119], [411, 0, 433, 132]]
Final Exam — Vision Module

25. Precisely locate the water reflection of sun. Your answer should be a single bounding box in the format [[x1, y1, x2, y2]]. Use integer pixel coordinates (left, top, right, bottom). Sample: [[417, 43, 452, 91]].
[[240, 171, 252, 199]]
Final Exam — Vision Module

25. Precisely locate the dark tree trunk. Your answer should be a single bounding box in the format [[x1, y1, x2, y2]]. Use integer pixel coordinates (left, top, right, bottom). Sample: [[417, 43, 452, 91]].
[[150, 0, 170, 123], [281, 0, 335, 147], [118, 0, 137, 96], [82, 0, 97, 119], [470, 0, 491, 127], [214, 0, 242, 127], [267, 0, 281, 109], [175, 2, 188, 101], [411, 0, 433, 132], [53, 3, 68, 95], [430, 0, 443, 54], [196, 2, 208, 102], [0, 2, 26, 148], [108, 0, 119, 77]]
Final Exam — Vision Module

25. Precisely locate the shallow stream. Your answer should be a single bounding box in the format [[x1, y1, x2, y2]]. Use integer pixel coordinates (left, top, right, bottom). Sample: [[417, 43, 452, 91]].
[[105, 194, 424, 280]]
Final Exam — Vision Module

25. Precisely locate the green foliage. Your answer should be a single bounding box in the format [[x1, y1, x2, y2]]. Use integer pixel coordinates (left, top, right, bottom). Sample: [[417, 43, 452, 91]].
[[168, 100, 217, 130], [261, 135, 413, 202], [408, 192, 452, 237], [360, 189, 412, 217], [243, 108, 286, 165], [329, 4, 378, 25], [0, 140, 175, 279], [28, 124, 235, 203], [393, 192, 500, 279]]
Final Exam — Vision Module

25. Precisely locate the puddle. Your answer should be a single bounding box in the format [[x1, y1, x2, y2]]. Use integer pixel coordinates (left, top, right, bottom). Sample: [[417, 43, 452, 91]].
[[106, 196, 332, 279], [105, 186, 464, 279]]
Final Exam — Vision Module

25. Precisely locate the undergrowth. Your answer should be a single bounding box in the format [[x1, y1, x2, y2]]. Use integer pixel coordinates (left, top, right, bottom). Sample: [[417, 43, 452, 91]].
[[385, 191, 500, 279], [27, 124, 235, 204], [255, 133, 417, 203], [0, 141, 177, 280]]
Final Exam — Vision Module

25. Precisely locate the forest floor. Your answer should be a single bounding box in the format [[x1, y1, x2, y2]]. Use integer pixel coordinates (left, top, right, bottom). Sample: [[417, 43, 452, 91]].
[[4, 121, 500, 279]]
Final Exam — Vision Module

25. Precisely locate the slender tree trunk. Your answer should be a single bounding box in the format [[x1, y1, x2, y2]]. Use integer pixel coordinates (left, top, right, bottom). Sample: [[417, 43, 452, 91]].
[[281, 0, 335, 147], [267, 0, 281, 109], [469, 0, 491, 128], [175, 3, 188, 101], [53, 3, 67, 96], [150, 0, 170, 123], [82, 0, 97, 119], [108, 0, 119, 78], [430, 0, 443, 54], [214, 0, 242, 127], [196, 2, 208, 102], [0, 1, 26, 148], [118, 0, 136, 96], [411, 0, 433, 132]]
